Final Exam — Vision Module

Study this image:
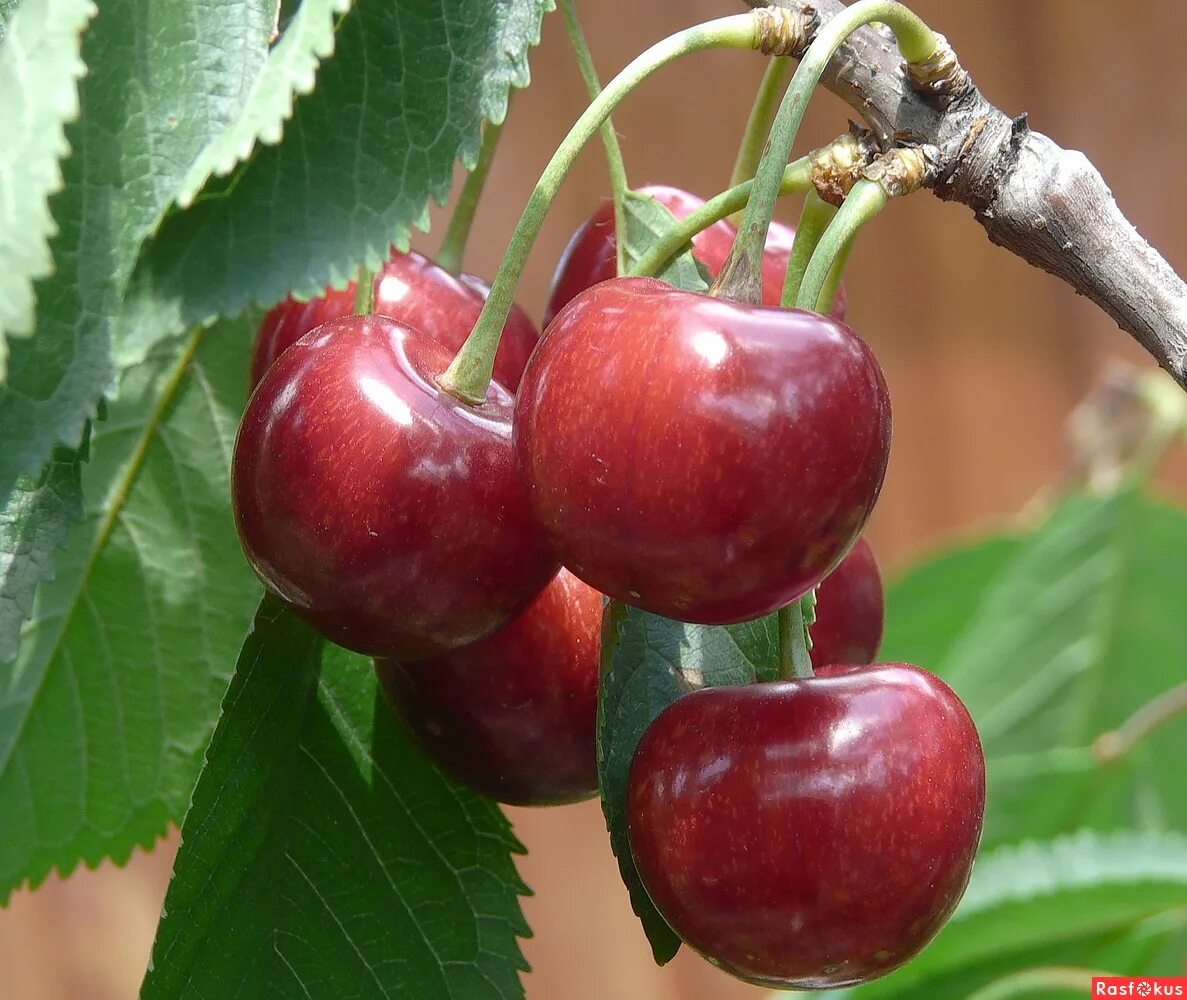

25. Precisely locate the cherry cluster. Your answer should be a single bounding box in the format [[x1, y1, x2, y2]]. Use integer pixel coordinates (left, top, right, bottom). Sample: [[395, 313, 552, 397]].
[[232, 184, 985, 989]]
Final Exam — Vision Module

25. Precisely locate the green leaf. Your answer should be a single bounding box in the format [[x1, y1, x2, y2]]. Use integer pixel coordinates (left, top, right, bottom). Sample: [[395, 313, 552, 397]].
[[785, 829, 1187, 1000], [0, 315, 261, 901], [619, 190, 711, 290], [0, 0, 272, 488], [881, 488, 1187, 849], [143, 598, 530, 1000], [126, 0, 552, 337], [0, 0, 94, 351], [174, 0, 354, 209], [0, 438, 83, 662], [597, 606, 780, 964]]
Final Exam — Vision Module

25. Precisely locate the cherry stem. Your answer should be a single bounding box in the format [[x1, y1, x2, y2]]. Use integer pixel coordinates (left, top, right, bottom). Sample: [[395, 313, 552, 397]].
[[795, 178, 888, 311], [713, 0, 938, 305], [436, 118, 506, 276], [778, 598, 815, 680], [440, 12, 779, 404], [781, 189, 836, 308], [559, 0, 630, 276], [729, 56, 794, 193], [629, 159, 811, 280], [353, 263, 376, 315], [964, 967, 1103, 1000], [1094, 680, 1187, 764]]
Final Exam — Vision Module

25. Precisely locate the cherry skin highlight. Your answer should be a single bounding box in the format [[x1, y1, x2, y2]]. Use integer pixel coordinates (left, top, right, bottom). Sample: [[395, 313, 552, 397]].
[[542, 184, 845, 328], [627, 665, 986, 989], [233, 313, 557, 660], [810, 537, 885, 669], [515, 276, 891, 624], [375, 569, 604, 806], [251, 249, 539, 391]]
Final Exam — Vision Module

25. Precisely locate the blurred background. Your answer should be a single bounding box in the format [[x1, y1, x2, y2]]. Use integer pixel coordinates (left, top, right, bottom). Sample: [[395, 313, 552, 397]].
[[3, 1, 1186, 997]]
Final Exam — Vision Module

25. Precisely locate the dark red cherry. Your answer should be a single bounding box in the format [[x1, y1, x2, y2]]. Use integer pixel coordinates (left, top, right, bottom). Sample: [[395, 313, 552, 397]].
[[251, 250, 539, 391], [810, 537, 884, 669], [375, 569, 603, 806], [542, 184, 844, 328], [627, 665, 986, 988], [233, 313, 557, 660], [515, 276, 890, 624]]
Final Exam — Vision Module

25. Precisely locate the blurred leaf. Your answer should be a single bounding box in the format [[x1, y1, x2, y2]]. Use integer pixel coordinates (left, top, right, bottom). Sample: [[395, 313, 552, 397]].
[[0, 0, 94, 353], [789, 829, 1187, 1000], [174, 0, 353, 208], [598, 606, 780, 964], [0, 0, 272, 488], [143, 598, 529, 1000], [0, 315, 261, 901], [881, 488, 1187, 849], [620, 190, 711, 290], [124, 0, 552, 342]]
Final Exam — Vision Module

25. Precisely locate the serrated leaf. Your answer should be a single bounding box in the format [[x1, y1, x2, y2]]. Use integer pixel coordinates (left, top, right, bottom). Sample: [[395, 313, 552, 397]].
[[0, 0, 94, 351], [0, 0, 273, 490], [0, 438, 83, 662], [620, 190, 711, 291], [143, 597, 530, 1000], [597, 605, 780, 964], [0, 315, 261, 901], [175, 0, 353, 208], [799, 830, 1187, 1000], [881, 488, 1187, 849], [125, 0, 551, 337]]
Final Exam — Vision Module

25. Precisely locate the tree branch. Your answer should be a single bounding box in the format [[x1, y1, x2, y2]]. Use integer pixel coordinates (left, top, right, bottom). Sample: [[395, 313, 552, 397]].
[[746, 0, 1187, 389]]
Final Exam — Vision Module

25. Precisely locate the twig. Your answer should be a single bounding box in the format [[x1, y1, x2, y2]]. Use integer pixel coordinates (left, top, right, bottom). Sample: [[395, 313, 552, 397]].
[[744, 0, 1187, 390]]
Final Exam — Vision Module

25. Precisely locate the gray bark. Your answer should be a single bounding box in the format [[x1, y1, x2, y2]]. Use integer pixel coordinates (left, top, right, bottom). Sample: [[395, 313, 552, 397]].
[[748, 0, 1187, 387]]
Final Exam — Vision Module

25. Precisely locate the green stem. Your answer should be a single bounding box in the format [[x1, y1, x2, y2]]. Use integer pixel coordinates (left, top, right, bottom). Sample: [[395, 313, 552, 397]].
[[963, 966, 1103, 1000], [441, 12, 775, 403], [714, 0, 937, 303], [354, 264, 376, 315], [778, 598, 815, 680], [795, 178, 888, 311], [729, 56, 794, 190], [436, 118, 506, 275], [559, 0, 630, 275], [629, 158, 812, 280], [781, 189, 836, 308]]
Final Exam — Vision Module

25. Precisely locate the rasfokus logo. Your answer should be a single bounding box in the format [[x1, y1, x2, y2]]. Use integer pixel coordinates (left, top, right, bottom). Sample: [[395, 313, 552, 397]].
[[1093, 978, 1187, 997]]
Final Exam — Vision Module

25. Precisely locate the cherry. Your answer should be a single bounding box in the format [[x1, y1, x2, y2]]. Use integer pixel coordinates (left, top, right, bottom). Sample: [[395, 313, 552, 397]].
[[515, 276, 890, 624], [233, 313, 557, 660], [251, 249, 539, 391], [542, 184, 845, 328], [810, 537, 885, 669], [627, 665, 986, 989], [375, 569, 604, 806]]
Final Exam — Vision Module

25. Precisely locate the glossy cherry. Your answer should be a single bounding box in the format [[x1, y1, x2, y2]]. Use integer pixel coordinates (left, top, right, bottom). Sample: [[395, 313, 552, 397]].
[[627, 665, 986, 989], [233, 313, 557, 660], [810, 537, 885, 669], [375, 569, 604, 806], [542, 184, 845, 328], [251, 249, 539, 391], [515, 276, 891, 624]]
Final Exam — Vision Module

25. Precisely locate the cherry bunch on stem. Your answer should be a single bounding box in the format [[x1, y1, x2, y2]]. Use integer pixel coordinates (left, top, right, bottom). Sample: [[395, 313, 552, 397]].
[[230, 1, 986, 988]]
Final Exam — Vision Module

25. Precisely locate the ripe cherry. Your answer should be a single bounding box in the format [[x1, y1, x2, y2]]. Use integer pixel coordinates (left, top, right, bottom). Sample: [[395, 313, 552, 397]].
[[251, 249, 539, 391], [233, 313, 557, 660], [627, 665, 986, 989], [515, 276, 890, 624], [810, 537, 885, 669], [375, 569, 604, 806], [542, 184, 845, 328]]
